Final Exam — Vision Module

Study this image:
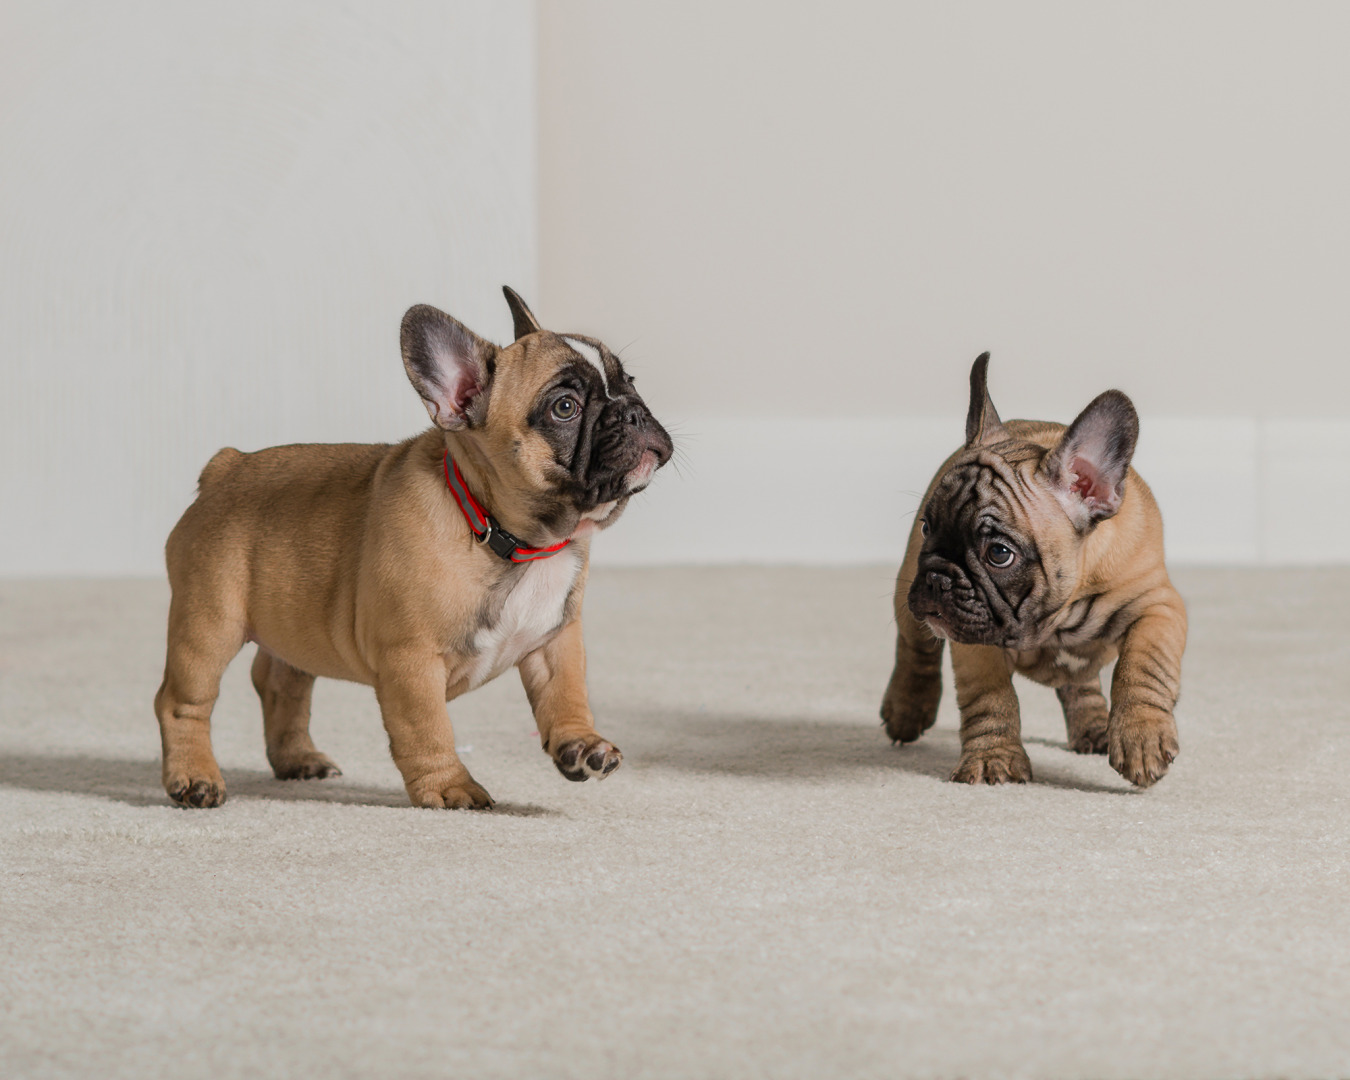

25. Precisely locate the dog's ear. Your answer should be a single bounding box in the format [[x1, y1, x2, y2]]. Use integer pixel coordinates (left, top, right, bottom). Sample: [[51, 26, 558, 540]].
[[401, 305, 497, 430], [1042, 390, 1139, 527], [502, 286, 543, 341], [965, 352, 1006, 447]]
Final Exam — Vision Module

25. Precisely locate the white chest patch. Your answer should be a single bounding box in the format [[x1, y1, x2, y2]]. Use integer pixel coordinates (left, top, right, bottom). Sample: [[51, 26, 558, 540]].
[[1055, 649, 1090, 672], [461, 550, 580, 690]]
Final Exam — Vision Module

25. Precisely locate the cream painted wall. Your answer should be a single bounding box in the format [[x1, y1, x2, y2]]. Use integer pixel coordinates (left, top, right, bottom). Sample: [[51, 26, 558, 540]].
[[538, 1, 1350, 564], [0, 1, 535, 575]]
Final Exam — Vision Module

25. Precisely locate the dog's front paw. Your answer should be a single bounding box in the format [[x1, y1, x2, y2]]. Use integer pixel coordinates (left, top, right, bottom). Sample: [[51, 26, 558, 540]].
[[406, 772, 495, 810], [166, 773, 227, 808], [880, 672, 941, 744], [1109, 714, 1178, 788], [950, 745, 1033, 785], [551, 735, 622, 782]]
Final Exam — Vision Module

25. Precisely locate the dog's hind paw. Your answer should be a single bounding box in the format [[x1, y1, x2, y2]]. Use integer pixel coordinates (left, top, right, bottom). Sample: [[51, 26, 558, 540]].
[[1067, 724, 1110, 755], [166, 775, 227, 808], [551, 736, 622, 782], [271, 751, 343, 781], [950, 745, 1033, 785]]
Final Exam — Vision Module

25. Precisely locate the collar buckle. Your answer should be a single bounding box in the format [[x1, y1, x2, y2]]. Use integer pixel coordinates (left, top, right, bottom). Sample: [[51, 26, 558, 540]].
[[444, 449, 570, 565], [482, 517, 522, 561]]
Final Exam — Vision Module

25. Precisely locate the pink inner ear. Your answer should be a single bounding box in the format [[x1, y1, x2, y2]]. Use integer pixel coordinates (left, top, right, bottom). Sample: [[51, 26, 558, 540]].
[[1069, 456, 1110, 506], [445, 368, 480, 415]]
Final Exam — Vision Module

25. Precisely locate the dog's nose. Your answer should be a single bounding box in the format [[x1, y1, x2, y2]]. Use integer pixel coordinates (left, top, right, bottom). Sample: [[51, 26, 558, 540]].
[[620, 403, 645, 429], [926, 570, 953, 593], [602, 399, 646, 430]]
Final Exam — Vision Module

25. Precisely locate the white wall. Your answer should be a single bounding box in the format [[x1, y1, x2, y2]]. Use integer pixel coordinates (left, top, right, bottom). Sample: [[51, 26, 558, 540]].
[[4, 2, 1348, 574], [590, 415, 1350, 567], [539, 1, 1350, 566], [0, 1, 536, 575]]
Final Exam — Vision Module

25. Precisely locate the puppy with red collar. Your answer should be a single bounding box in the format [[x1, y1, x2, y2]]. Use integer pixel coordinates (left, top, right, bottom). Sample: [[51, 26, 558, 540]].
[[156, 288, 672, 809]]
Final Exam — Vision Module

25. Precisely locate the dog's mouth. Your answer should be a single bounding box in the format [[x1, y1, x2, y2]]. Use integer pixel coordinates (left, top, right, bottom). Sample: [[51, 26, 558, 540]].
[[909, 600, 957, 642], [570, 499, 621, 539], [920, 614, 951, 641], [927, 617, 1020, 649], [909, 592, 1004, 647], [624, 450, 659, 494]]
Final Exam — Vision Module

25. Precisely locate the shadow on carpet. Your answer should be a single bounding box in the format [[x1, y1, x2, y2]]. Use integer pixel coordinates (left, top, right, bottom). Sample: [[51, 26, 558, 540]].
[[628, 712, 1133, 794], [0, 752, 557, 815]]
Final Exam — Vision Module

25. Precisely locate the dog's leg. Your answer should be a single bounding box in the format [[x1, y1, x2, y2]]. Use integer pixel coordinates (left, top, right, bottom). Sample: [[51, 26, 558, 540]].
[[250, 649, 341, 781], [155, 595, 243, 808], [880, 615, 945, 744], [880, 522, 945, 743], [1057, 673, 1110, 754], [518, 620, 621, 782], [948, 642, 1032, 784], [375, 658, 493, 809], [1108, 597, 1186, 787]]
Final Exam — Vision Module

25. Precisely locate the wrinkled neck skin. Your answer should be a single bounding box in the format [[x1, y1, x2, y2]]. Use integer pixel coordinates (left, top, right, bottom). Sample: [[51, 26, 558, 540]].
[[1023, 512, 1117, 648], [440, 429, 617, 550], [1016, 466, 1170, 651]]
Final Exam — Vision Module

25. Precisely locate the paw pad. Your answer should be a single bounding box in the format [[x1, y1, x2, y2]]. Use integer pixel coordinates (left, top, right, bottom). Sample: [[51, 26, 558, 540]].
[[552, 737, 622, 782]]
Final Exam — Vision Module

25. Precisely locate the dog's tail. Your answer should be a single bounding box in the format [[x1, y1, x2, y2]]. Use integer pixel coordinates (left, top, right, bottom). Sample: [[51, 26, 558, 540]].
[[198, 447, 242, 490]]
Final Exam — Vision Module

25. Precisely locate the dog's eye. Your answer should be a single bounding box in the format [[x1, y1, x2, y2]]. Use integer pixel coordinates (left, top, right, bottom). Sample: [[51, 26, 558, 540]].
[[920, 518, 930, 538], [985, 543, 1016, 568], [551, 395, 580, 421]]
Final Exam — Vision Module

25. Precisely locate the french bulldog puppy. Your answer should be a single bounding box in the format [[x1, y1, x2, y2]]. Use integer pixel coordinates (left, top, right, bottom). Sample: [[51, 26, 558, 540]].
[[156, 288, 672, 808], [880, 354, 1186, 787]]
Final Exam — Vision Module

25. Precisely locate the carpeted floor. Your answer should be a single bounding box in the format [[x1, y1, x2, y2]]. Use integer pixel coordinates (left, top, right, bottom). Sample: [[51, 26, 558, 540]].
[[1, 567, 1348, 1079]]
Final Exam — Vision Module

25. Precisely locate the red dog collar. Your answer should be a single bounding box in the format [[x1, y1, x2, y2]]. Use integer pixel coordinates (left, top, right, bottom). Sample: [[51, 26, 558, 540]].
[[443, 451, 570, 563]]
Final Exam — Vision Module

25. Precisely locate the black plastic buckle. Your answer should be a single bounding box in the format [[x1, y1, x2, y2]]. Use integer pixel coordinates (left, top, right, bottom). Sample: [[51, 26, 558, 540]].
[[478, 516, 522, 562]]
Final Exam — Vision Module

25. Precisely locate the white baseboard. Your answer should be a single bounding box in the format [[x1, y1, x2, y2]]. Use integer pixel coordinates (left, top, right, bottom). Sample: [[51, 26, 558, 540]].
[[591, 416, 1350, 567]]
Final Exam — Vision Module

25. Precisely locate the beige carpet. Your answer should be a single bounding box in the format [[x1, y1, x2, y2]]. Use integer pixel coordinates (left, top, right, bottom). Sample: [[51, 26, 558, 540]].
[[1, 567, 1348, 1079]]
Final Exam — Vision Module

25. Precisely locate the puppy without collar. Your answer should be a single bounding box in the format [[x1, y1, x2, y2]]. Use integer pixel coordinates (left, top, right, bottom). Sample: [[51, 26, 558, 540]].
[[880, 354, 1186, 787], [155, 288, 672, 809]]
